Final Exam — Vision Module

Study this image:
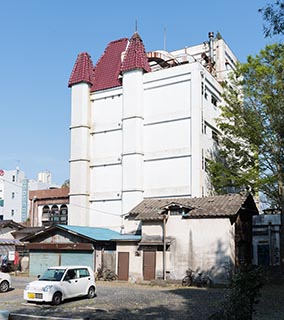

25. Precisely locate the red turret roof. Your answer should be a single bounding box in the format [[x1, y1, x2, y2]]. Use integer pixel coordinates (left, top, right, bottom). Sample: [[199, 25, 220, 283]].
[[68, 52, 94, 87], [69, 34, 151, 92], [120, 32, 151, 73], [91, 38, 128, 92]]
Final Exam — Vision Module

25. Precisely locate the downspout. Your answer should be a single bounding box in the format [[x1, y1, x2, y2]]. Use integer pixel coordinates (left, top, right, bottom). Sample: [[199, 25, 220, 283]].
[[31, 196, 36, 227], [163, 210, 169, 280], [268, 222, 272, 265]]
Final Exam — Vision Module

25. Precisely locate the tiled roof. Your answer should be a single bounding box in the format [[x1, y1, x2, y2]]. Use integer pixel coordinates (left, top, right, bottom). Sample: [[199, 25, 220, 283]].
[[120, 32, 151, 73], [128, 193, 258, 221], [91, 38, 128, 92], [0, 220, 25, 230], [68, 52, 94, 87], [29, 188, 69, 200]]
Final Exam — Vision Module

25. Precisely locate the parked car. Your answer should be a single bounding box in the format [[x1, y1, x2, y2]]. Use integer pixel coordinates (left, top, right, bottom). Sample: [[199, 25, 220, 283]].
[[0, 271, 11, 292], [23, 265, 96, 305]]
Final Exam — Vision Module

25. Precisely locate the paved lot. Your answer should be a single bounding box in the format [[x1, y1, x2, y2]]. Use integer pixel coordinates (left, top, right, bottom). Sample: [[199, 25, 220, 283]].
[[3, 275, 284, 320], [0, 276, 227, 320]]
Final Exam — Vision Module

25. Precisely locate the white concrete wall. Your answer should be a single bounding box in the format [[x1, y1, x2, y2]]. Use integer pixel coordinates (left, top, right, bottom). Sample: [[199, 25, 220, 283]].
[[69, 38, 236, 230], [141, 216, 235, 283], [69, 83, 91, 226]]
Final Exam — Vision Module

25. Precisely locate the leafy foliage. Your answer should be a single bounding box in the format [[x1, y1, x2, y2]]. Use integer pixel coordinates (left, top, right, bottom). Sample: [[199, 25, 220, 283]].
[[208, 43, 284, 209], [209, 265, 265, 320], [259, 0, 284, 37], [61, 179, 70, 188]]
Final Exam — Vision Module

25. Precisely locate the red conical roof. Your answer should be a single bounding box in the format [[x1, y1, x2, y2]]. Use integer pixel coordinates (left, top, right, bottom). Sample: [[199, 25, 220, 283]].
[[68, 52, 94, 87], [120, 32, 151, 73]]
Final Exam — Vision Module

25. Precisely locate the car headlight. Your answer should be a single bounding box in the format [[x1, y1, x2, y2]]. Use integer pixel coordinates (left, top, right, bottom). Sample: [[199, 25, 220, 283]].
[[42, 285, 54, 292], [24, 284, 30, 291]]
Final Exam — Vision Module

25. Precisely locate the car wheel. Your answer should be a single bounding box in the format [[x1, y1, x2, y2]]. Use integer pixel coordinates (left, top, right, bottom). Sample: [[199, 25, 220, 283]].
[[87, 286, 96, 299], [0, 280, 9, 293], [52, 292, 62, 305]]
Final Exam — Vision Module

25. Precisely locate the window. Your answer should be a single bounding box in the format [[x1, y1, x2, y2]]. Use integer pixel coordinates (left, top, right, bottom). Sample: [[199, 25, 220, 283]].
[[12, 175, 15, 182], [205, 158, 210, 172], [211, 95, 218, 106], [212, 130, 219, 144], [78, 268, 90, 278], [11, 209, 14, 216], [12, 192, 15, 199], [42, 205, 50, 226], [59, 205, 68, 225], [0, 215, 3, 221], [48, 204, 68, 225], [50, 205, 59, 223]]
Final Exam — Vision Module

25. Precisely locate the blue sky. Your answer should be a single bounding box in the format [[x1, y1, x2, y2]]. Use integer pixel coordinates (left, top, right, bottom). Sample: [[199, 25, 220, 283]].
[[0, 0, 276, 185]]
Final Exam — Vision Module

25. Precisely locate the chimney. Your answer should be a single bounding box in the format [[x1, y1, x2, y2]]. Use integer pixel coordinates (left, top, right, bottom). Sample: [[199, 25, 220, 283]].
[[208, 32, 214, 63]]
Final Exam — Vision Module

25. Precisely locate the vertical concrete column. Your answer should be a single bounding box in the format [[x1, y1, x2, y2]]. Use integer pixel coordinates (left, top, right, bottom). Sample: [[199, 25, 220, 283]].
[[69, 83, 91, 226], [190, 68, 203, 197], [121, 69, 144, 214]]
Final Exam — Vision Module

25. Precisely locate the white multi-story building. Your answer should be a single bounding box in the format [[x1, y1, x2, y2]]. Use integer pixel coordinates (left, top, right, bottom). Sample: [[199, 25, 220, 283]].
[[0, 168, 57, 223], [0, 168, 25, 222], [68, 32, 238, 231]]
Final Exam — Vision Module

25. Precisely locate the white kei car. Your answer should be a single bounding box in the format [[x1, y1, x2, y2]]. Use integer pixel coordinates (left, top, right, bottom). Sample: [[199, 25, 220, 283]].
[[0, 271, 11, 292], [23, 266, 96, 305]]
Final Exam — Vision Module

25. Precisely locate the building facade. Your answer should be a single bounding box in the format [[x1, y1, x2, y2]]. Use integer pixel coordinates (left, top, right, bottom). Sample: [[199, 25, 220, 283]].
[[68, 32, 238, 230], [29, 188, 69, 227], [252, 210, 280, 266], [0, 168, 58, 223]]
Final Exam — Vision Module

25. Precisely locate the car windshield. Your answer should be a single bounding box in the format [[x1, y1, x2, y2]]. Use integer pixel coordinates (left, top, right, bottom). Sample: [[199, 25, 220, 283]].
[[39, 268, 65, 281]]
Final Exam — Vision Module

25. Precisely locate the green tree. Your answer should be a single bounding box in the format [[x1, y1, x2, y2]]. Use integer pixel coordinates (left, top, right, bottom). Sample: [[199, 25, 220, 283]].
[[209, 265, 265, 320], [61, 179, 70, 188], [208, 43, 284, 265], [259, 0, 284, 37]]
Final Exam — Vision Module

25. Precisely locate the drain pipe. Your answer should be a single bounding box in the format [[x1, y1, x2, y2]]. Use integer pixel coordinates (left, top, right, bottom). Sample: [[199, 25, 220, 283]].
[[163, 210, 169, 280]]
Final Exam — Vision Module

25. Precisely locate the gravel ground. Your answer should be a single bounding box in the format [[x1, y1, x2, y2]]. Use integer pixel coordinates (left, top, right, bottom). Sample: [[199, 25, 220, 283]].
[[254, 283, 284, 320], [0, 276, 227, 320], [1, 276, 283, 319]]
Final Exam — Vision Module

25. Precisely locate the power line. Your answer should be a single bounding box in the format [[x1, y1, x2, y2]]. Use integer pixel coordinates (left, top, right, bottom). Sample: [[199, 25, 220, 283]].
[[69, 202, 122, 217]]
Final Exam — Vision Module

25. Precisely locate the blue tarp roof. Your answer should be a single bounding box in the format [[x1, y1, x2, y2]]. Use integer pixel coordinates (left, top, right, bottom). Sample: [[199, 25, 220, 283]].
[[58, 225, 141, 242]]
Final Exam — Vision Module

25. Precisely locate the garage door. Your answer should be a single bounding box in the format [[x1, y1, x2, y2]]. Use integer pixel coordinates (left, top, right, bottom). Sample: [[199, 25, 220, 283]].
[[61, 252, 94, 269], [29, 252, 95, 276], [30, 252, 59, 276]]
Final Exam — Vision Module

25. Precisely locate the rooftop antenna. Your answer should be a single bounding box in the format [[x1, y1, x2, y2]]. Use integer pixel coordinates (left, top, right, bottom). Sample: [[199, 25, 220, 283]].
[[164, 27, 166, 51]]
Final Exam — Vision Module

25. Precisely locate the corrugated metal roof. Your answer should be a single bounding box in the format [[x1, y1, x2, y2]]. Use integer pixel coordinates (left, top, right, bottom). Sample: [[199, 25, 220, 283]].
[[128, 193, 258, 221], [0, 239, 24, 245], [58, 225, 140, 242]]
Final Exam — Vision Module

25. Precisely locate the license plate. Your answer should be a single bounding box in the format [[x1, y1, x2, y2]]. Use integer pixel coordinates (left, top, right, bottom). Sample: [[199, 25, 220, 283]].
[[28, 293, 35, 299]]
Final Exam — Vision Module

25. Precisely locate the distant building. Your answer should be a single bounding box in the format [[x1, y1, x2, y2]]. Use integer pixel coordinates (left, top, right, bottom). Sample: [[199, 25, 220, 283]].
[[68, 31, 238, 230], [0, 168, 59, 223], [252, 210, 281, 266], [29, 188, 69, 227]]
